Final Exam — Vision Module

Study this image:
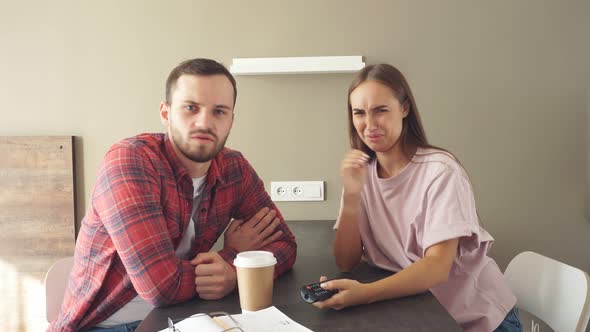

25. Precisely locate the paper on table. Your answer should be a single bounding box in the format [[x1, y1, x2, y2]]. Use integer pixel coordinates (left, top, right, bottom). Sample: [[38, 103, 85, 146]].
[[218, 306, 314, 332], [159, 306, 314, 332], [158, 314, 225, 332]]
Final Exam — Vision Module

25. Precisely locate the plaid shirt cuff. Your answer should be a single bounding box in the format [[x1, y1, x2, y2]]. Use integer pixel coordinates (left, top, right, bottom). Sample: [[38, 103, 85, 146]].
[[218, 247, 239, 270]]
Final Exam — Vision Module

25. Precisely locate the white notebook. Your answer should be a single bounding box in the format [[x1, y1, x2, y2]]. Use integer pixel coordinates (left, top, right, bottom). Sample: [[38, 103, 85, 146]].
[[159, 306, 313, 332]]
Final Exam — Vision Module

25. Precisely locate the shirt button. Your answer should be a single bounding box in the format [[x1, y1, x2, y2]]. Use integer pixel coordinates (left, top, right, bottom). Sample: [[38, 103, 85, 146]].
[[200, 208, 206, 213]]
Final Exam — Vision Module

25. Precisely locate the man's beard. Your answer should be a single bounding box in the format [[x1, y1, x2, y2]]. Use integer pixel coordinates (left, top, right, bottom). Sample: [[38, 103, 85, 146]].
[[171, 126, 229, 163]]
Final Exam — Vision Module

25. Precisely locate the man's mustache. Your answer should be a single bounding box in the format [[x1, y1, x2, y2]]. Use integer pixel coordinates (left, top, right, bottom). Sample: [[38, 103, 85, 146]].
[[189, 129, 217, 140]]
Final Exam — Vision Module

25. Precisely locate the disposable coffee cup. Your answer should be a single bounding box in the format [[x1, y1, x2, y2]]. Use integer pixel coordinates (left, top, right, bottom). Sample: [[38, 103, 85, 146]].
[[233, 251, 277, 312]]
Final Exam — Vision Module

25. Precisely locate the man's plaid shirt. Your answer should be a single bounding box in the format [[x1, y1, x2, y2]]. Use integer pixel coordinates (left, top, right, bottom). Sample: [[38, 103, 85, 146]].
[[48, 133, 297, 331]]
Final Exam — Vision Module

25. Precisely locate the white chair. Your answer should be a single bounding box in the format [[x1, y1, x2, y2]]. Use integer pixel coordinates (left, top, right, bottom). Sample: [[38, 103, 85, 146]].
[[504, 251, 590, 332], [44, 256, 74, 323]]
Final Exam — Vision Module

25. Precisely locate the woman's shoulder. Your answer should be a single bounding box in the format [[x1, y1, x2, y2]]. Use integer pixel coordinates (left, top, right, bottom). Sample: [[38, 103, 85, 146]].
[[411, 148, 475, 197], [412, 147, 465, 175]]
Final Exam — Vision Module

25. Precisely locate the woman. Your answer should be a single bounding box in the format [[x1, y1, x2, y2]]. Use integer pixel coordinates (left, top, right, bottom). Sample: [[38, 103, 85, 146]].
[[313, 64, 522, 332]]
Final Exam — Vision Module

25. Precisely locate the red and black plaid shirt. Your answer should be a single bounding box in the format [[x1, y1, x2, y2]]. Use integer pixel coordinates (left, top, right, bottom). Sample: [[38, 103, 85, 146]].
[[49, 133, 297, 332]]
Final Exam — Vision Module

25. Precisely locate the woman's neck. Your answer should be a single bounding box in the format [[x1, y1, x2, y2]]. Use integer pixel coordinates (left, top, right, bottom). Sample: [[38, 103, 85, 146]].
[[376, 145, 416, 179]]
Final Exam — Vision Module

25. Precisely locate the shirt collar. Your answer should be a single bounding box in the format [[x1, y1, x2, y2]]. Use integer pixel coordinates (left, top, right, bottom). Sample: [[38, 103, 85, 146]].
[[162, 133, 225, 187], [206, 149, 225, 187], [163, 133, 190, 181]]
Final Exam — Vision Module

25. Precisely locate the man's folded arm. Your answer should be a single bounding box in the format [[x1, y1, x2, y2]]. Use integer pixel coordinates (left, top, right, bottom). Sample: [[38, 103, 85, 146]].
[[94, 146, 196, 307], [220, 156, 297, 277]]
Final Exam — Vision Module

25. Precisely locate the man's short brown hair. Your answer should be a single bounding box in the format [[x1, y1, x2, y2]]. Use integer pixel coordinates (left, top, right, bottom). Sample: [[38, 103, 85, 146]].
[[165, 58, 237, 106]]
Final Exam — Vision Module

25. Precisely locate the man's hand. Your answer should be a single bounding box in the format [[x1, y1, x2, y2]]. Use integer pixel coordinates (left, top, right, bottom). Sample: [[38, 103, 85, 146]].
[[190, 252, 237, 300], [224, 207, 283, 252]]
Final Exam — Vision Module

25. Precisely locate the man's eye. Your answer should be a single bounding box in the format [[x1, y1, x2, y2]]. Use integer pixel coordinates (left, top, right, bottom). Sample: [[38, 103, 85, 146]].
[[214, 109, 226, 115], [353, 111, 364, 116], [185, 105, 195, 111]]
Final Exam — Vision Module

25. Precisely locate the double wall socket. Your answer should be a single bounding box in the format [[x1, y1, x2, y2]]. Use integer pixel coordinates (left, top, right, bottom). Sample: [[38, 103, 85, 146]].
[[270, 181, 324, 201]]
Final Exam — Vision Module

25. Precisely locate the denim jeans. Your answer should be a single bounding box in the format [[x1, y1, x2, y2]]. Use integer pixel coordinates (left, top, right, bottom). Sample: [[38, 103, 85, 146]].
[[495, 306, 524, 332], [85, 320, 141, 332]]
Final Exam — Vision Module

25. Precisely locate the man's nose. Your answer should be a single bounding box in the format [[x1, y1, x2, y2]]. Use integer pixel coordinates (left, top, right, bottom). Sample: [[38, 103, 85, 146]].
[[194, 109, 214, 129]]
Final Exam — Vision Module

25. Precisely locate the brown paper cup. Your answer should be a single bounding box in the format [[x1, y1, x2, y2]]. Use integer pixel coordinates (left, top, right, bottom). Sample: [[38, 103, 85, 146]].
[[234, 251, 277, 312]]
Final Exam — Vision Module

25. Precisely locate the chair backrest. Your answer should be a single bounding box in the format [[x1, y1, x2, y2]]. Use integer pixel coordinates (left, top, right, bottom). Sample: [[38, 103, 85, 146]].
[[504, 251, 590, 332], [44, 256, 74, 323]]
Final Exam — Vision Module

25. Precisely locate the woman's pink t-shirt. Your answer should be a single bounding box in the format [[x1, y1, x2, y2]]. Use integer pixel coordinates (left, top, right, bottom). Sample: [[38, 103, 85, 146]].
[[336, 149, 516, 331]]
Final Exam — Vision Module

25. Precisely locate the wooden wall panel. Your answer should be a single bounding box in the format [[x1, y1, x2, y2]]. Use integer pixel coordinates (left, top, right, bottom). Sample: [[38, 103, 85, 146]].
[[0, 136, 75, 332]]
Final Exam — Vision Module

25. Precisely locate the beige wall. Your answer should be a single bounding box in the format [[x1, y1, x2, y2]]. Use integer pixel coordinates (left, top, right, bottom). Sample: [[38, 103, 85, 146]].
[[1, 0, 589, 274]]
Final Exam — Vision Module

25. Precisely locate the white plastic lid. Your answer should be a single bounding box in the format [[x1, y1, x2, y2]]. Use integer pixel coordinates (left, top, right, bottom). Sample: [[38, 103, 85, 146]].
[[233, 251, 277, 268]]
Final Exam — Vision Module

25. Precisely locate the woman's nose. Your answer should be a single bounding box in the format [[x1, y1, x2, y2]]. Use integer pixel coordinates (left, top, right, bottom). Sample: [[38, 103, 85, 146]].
[[365, 113, 377, 129]]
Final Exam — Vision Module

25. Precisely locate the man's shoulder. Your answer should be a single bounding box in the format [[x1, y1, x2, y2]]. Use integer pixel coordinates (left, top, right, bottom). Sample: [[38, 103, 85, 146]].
[[214, 147, 257, 179], [216, 147, 248, 169], [108, 133, 165, 155], [217, 147, 245, 160]]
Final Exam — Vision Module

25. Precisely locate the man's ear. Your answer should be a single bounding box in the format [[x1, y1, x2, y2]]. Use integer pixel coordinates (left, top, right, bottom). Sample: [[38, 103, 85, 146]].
[[159, 101, 170, 126]]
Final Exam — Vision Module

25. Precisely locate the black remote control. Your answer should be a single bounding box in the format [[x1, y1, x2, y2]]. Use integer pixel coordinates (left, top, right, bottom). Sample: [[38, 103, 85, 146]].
[[299, 280, 339, 303]]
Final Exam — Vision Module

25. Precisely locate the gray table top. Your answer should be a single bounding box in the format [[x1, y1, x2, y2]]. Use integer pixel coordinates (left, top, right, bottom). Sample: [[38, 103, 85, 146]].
[[135, 220, 461, 332]]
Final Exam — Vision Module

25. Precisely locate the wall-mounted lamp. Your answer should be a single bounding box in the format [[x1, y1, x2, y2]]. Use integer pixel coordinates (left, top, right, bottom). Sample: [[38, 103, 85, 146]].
[[230, 56, 365, 75]]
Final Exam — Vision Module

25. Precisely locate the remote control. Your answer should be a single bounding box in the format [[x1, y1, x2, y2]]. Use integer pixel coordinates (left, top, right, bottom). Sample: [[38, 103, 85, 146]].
[[299, 280, 339, 303]]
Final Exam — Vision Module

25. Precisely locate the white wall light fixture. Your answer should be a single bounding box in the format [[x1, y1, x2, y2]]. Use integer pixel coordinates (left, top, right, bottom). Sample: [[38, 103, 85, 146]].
[[230, 56, 365, 75]]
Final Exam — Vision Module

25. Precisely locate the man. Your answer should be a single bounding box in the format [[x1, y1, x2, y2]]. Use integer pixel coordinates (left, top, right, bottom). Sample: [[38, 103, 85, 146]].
[[49, 58, 297, 331]]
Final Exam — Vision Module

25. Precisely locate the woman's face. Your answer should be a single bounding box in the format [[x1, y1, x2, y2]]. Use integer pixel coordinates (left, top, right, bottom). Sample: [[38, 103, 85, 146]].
[[350, 80, 408, 155]]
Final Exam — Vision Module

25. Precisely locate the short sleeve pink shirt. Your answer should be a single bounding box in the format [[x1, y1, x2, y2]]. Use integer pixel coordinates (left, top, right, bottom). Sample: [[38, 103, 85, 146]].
[[336, 148, 516, 331]]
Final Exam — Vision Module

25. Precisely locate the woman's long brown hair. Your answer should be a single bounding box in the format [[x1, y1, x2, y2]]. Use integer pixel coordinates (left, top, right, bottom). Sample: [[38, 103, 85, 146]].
[[347, 63, 482, 223], [348, 63, 447, 160]]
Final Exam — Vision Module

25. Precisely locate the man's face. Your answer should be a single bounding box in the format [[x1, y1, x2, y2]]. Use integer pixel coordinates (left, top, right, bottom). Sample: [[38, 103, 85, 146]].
[[161, 74, 234, 163]]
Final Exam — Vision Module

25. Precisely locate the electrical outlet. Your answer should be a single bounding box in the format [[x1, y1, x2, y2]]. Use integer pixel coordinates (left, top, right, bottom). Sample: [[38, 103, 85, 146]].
[[275, 186, 287, 197], [270, 181, 324, 201], [292, 186, 303, 197]]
